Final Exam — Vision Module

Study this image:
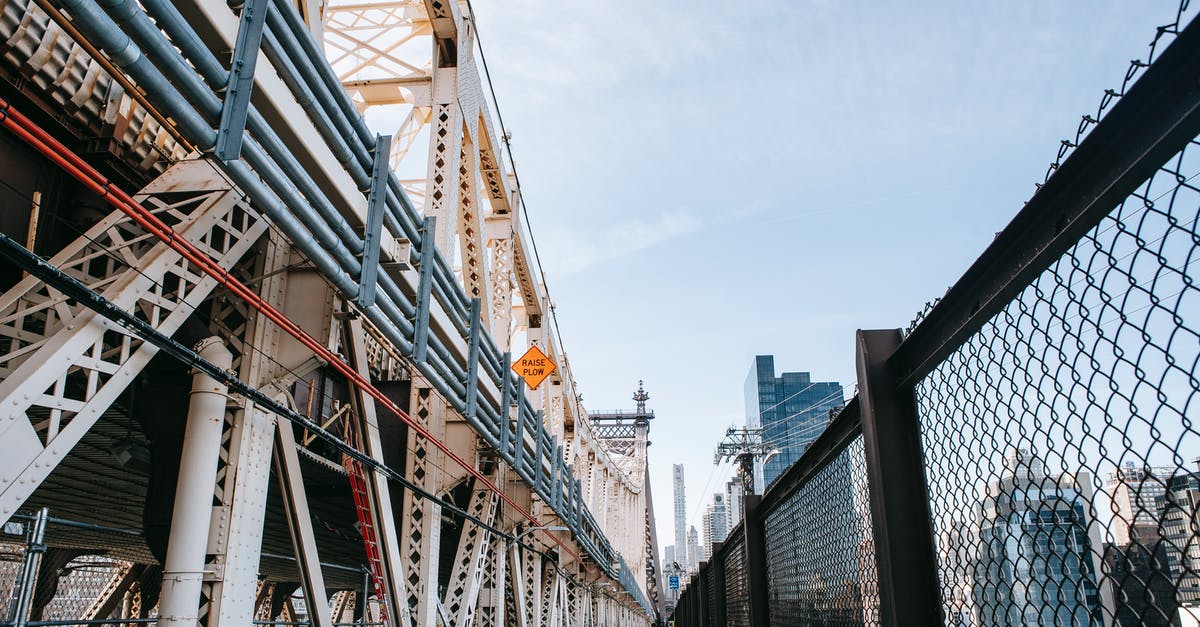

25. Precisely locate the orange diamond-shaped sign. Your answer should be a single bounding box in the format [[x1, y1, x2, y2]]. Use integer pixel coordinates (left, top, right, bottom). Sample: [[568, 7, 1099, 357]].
[[513, 344, 557, 390]]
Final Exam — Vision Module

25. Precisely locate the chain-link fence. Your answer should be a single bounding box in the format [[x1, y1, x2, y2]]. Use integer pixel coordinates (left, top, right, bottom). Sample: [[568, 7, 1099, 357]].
[[671, 2, 1200, 626], [761, 436, 878, 627], [915, 59, 1200, 627]]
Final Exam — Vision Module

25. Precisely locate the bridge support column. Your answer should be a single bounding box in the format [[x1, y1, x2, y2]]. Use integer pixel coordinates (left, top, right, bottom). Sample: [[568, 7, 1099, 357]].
[[402, 383, 448, 626], [159, 337, 231, 627]]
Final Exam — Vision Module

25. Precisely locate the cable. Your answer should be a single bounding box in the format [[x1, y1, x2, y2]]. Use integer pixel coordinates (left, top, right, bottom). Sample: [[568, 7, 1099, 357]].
[[759, 389, 848, 447], [0, 174, 484, 510], [0, 95, 585, 565], [0, 230, 589, 573], [751, 382, 818, 419]]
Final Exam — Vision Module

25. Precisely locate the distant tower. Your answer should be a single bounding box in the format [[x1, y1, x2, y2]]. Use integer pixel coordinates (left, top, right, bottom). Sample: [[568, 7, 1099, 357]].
[[634, 380, 649, 414], [672, 465, 687, 561], [686, 525, 700, 571]]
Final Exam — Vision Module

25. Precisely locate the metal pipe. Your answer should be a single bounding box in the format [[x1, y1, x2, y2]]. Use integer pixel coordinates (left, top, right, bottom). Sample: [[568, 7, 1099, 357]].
[[48, 0, 214, 147], [11, 507, 48, 627], [42, 0, 639, 599], [158, 337, 233, 627], [52, 0, 361, 298], [94, 0, 367, 260]]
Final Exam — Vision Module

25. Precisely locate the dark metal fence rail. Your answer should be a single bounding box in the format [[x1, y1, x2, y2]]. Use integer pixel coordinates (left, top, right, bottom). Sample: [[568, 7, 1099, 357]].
[[671, 2, 1200, 626]]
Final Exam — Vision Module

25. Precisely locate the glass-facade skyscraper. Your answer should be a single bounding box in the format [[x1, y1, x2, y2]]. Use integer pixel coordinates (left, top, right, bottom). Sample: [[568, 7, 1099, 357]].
[[744, 355, 844, 488]]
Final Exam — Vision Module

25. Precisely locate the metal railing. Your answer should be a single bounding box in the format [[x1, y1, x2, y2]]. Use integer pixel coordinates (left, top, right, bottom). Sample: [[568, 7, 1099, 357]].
[[671, 2, 1200, 626]]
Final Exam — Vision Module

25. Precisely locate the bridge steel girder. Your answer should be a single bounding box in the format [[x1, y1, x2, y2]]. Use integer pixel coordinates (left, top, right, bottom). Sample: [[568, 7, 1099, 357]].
[[0, 0, 661, 618], [323, 0, 656, 612], [347, 317, 411, 627], [402, 382, 447, 627], [0, 160, 265, 523]]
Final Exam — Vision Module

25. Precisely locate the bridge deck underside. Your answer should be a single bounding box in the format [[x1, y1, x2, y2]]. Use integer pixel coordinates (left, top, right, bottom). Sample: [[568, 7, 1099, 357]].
[[16, 405, 375, 590]]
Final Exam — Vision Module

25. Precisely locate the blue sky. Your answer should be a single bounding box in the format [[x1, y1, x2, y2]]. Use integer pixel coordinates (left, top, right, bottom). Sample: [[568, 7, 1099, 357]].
[[468, 1, 1180, 555]]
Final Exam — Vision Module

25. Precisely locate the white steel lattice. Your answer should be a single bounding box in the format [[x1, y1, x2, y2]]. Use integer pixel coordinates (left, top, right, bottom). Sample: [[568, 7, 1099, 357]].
[[0, 160, 264, 521]]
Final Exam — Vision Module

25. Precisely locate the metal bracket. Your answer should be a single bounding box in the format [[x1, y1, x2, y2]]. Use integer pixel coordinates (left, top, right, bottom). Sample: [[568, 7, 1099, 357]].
[[534, 411, 544, 490], [464, 298, 482, 418], [214, 0, 269, 161], [499, 351, 512, 458], [513, 393, 527, 470], [413, 216, 436, 362], [552, 446, 563, 509], [574, 479, 583, 527], [358, 134, 393, 308]]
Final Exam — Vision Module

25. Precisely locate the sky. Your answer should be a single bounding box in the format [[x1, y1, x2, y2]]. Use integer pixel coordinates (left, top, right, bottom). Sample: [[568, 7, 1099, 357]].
[[464, 1, 1182, 558]]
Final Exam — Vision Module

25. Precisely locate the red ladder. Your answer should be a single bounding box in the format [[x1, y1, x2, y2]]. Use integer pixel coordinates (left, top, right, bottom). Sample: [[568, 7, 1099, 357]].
[[343, 421, 391, 626]]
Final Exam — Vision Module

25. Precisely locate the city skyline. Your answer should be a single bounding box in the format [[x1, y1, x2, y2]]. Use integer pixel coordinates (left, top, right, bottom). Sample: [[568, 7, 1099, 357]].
[[469, 0, 1170, 558]]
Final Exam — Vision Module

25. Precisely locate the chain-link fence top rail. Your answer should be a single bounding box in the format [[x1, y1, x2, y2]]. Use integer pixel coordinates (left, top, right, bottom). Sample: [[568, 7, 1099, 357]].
[[912, 3, 1200, 626], [762, 436, 879, 626]]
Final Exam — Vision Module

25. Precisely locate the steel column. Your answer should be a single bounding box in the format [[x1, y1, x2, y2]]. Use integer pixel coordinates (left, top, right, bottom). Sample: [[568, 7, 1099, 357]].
[[159, 337, 232, 627], [855, 329, 942, 626]]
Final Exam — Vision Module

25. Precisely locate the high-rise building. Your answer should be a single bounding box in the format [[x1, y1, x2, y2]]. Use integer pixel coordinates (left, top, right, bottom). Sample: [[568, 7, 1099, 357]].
[[672, 464, 687, 563], [701, 493, 728, 559], [664, 545, 675, 570], [725, 476, 744, 533], [1103, 540, 1178, 627], [1096, 461, 1200, 624], [686, 525, 699, 572], [973, 449, 1106, 626], [1108, 463, 1172, 545], [744, 355, 843, 488], [1162, 461, 1200, 606]]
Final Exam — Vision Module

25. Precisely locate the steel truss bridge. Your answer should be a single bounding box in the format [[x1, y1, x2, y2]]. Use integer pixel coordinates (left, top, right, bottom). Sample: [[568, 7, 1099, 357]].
[[0, 0, 663, 625]]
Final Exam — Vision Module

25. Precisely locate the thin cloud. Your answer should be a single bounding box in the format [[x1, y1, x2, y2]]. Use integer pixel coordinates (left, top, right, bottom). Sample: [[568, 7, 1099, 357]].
[[538, 207, 752, 277]]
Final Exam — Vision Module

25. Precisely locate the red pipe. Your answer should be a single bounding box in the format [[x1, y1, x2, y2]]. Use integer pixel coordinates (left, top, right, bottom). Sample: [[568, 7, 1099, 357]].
[[0, 96, 588, 564]]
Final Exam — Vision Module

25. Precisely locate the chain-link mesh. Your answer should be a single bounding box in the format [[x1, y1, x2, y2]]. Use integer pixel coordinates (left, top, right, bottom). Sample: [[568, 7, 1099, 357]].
[[762, 436, 879, 626], [916, 124, 1200, 626], [722, 531, 749, 627]]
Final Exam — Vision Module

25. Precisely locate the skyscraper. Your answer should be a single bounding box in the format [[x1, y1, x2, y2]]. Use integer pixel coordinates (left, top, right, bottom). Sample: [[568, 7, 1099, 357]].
[[672, 464, 687, 563], [1100, 463, 1182, 625], [1107, 463, 1171, 545], [725, 475, 744, 533], [744, 355, 843, 488], [686, 525, 699, 572], [701, 493, 728, 559], [1162, 462, 1200, 606], [973, 449, 1106, 626]]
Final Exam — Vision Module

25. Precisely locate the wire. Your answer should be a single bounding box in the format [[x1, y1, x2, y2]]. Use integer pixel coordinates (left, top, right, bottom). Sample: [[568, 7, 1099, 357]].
[[759, 389, 848, 447], [464, 0, 569, 367], [0, 170, 489, 512], [0, 95, 586, 565], [751, 382, 819, 419]]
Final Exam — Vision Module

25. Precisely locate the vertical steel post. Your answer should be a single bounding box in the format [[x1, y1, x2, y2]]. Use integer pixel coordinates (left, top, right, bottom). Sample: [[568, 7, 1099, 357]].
[[855, 329, 942, 626], [360, 567, 371, 627], [159, 337, 231, 627], [710, 542, 726, 624], [740, 495, 770, 627], [11, 508, 48, 627]]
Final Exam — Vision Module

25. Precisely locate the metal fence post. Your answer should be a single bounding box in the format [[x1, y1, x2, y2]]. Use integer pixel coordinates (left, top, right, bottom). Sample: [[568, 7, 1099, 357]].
[[710, 542, 726, 623], [740, 495, 770, 627], [856, 329, 942, 626], [11, 508, 48, 627]]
